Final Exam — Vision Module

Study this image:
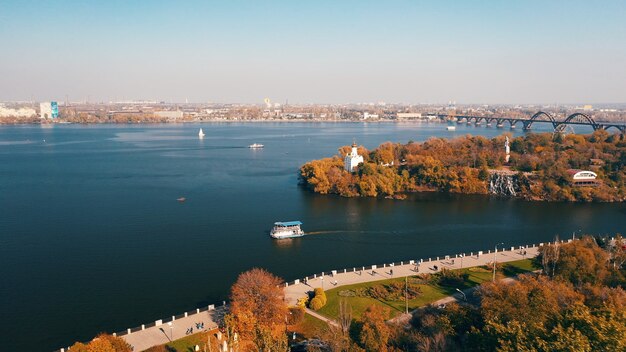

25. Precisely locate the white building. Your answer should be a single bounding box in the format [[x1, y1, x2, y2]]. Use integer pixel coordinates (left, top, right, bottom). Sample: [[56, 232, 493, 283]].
[[363, 112, 379, 120], [344, 142, 364, 172], [39, 101, 58, 119], [0, 104, 36, 117], [397, 113, 422, 119], [567, 169, 598, 186], [154, 110, 183, 119]]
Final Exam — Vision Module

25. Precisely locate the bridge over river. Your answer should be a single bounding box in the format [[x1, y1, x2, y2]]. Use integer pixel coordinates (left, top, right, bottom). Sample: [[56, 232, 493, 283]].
[[436, 111, 626, 134]]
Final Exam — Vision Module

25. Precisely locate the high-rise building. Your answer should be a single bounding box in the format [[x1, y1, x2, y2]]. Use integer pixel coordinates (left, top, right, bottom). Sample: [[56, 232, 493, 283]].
[[39, 101, 59, 119]]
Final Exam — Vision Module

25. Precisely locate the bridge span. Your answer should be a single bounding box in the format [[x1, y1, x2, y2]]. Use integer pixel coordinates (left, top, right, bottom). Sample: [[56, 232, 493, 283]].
[[436, 111, 625, 134]]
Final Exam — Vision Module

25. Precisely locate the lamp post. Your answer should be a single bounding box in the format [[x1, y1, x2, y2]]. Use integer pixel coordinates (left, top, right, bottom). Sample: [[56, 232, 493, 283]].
[[168, 322, 173, 341], [405, 276, 408, 314], [493, 242, 504, 282], [455, 288, 467, 301]]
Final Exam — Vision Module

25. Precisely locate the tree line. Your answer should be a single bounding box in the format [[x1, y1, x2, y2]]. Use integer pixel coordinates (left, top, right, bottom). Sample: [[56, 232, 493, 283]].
[[299, 131, 626, 201]]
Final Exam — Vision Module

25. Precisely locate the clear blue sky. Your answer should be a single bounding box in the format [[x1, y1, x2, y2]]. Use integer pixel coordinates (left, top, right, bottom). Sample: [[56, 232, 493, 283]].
[[1, 0, 625, 104]]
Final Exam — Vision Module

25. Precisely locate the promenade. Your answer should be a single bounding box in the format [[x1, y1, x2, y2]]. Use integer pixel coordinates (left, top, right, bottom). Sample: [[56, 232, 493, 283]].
[[60, 245, 539, 352], [284, 246, 539, 306], [120, 307, 226, 352]]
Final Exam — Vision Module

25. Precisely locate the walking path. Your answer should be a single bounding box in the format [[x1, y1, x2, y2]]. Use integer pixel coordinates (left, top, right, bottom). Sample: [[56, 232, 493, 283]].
[[120, 306, 226, 352], [284, 246, 538, 307], [305, 308, 339, 328], [67, 245, 539, 352]]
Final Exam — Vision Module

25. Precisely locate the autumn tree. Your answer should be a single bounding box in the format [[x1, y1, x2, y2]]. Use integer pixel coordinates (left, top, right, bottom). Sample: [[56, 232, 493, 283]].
[[69, 334, 132, 352], [358, 305, 391, 352], [229, 268, 288, 350]]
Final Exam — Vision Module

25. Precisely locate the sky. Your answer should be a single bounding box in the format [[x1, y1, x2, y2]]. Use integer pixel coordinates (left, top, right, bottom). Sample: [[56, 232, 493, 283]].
[[1, 0, 625, 104]]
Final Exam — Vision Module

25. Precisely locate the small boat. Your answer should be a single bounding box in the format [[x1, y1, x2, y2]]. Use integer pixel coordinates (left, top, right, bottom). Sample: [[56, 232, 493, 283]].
[[177, 197, 186, 202], [270, 221, 304, 239], [446, 125, 456, 131], [198, 128, 205, 138], [249, 143, 264, 149]]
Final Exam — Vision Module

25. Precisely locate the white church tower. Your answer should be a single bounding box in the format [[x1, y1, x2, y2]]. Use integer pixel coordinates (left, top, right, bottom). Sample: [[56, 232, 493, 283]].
[[505, 136, 511, 163], [344, 141, 364, 172]]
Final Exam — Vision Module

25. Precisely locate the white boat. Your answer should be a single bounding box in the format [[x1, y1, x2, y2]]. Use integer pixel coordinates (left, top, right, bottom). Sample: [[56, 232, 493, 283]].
[[446, 125, 456, 131], [249, 143, 264, 148], [270, 221, 304, 239], [198, 128, 205, 138]]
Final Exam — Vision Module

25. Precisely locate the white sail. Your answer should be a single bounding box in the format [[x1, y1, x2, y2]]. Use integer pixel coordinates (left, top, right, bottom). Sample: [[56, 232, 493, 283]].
[[198, 128, 205, 138]]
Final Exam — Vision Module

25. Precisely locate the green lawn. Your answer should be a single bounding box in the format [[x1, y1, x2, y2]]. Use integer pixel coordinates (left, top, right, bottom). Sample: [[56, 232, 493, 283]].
[[145, 330, 219, 352], [315, 259, 537, 320], [291, 313, 328, 339]]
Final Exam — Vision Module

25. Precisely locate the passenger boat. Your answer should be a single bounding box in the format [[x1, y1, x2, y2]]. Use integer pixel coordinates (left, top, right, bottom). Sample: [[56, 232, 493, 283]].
[[270, 221, 304, 239], [446, 125, 456, 131], [249, 143, 264, 148]]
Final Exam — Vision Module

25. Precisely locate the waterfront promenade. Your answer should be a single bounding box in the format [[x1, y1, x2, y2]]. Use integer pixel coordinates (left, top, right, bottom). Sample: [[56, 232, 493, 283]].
[[120, 307, 226, 352], [60, 245, 540, 352], [284, 245, 539, 306]]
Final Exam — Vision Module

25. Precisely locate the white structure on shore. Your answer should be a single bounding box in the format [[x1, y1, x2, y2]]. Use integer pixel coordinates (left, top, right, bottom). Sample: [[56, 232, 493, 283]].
[[0, 104, 36, 117], [505, 136, 510, 163], [39, 101, 58, 119], [344, 141, 364, 172]]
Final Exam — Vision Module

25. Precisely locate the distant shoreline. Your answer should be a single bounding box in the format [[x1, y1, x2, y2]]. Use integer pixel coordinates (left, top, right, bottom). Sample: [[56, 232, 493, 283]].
[[0, 119, 448, 125]]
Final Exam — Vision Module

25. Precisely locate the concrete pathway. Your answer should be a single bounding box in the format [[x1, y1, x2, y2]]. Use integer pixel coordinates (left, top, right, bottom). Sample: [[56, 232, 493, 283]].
[[305, 308, 339, 328], [285, 246, 538, 309], [121, 306, 226, 352], [116, 246, 538, 351]]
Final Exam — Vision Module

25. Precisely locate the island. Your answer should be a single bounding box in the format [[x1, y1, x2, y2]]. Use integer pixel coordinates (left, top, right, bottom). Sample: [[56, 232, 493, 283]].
[[299, 131, 626, 202]]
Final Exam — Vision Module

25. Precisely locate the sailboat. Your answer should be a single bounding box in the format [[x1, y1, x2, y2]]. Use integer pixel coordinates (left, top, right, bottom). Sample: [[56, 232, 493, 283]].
[[198, 128, 205, 138]]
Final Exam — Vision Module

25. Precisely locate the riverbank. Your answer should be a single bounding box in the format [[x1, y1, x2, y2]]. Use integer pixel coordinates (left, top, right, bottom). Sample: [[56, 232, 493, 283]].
[[55, 243, 541, 352], [283, 244, 539, 307], [299, 132, 626, 202]]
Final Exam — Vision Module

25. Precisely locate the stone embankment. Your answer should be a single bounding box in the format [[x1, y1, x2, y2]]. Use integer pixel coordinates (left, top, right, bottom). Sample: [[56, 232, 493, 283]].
[[58, 240, 567, 352]]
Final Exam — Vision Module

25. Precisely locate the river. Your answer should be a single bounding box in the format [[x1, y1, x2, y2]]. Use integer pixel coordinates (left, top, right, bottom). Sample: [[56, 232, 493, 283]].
[[0, 121, 623, 351]]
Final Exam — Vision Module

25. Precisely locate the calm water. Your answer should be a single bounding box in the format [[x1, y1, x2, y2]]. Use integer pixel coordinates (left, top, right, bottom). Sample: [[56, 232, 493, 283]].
[[0, 122, 623, 351]]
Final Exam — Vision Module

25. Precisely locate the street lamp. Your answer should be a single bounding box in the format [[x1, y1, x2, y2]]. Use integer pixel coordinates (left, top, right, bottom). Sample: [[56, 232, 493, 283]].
[[493, 242, 504, 282], [404, 276, 408, 314], [455, 288, 467, 301], [168, 322, 173, 341]]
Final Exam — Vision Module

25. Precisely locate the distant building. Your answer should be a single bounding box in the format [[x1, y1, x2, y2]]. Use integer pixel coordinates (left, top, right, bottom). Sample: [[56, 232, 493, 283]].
[[154, 110, 183, 119], [567, 169, 598, 187], [0, 104, 36, 117], [363, 112, 379, 119], [344, 142, 364, 172], [40, 101, 58, 119], [397, 113, 422, 119]]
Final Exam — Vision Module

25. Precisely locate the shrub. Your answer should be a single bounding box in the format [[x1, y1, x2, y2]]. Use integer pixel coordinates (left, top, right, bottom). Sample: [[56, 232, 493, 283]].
[[296, 296, 309, 307], [310, 297, 324, 310], [338, 290, 356, 297], [437, 268, 469, 287], [288, 306, 305, 324], [313, 287, 327, 305]]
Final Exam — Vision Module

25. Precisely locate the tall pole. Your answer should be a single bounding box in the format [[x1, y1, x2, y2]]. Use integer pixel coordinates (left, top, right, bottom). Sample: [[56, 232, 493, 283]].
[[493, 243, 503, 282], [405, 276, 408, 314]]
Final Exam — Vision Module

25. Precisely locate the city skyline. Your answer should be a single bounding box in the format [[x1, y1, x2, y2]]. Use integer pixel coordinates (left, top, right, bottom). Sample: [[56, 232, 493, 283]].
[[1, 0, 625, 104]]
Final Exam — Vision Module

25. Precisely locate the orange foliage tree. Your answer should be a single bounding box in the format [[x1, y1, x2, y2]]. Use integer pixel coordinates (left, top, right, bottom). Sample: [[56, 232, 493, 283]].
[[69, 334, 132, 352], [229, 268, 288, 349]]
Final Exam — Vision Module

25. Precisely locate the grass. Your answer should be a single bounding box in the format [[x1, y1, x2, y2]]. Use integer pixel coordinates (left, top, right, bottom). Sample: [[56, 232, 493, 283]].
[[144, 330, 219, 352], [290, 313, 328, 339], [315, 259, 537, 320]]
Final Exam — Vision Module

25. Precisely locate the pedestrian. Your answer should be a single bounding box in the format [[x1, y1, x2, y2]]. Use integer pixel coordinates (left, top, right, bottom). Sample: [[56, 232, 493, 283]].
[[390, 269, 393, 276]]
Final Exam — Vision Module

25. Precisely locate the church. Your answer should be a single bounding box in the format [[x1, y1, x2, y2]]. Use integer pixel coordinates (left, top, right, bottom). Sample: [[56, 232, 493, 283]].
[[344, 141, 364, 172]]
